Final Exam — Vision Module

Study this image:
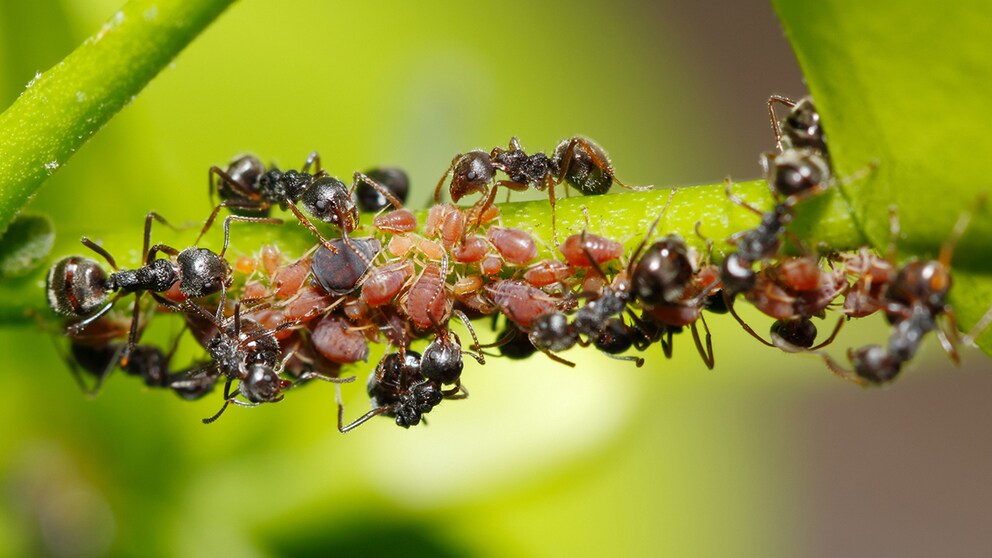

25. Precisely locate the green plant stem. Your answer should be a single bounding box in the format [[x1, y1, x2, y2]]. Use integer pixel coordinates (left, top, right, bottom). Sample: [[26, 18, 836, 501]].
[[0, 0, 236, 235], [0, 180, 865, 324]]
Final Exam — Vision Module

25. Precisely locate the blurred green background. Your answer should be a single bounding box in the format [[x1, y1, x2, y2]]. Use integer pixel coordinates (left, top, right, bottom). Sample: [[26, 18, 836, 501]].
[[2, 1, 991, 557]]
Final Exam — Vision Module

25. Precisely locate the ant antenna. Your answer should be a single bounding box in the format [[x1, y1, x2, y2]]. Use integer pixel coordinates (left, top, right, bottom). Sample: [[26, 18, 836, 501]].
[[453, 309, 485, 364], [767, 95, 796, 152]]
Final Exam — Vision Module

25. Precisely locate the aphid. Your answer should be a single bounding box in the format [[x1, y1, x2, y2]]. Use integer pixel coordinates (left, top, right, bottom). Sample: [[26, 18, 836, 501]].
[[452, 236, 489, 264], [487, 227, 538, 265], [404, 256, 452, 330], [204, 151, 402, 250], [560, 232, 624, 268], [356, 167, 409, 212], [485, 280, 560, 330], [310, 237, 381, 296], [310, 314, 370, 365], [373, 208, 418, 234], [523, 259, 573, 288], [361, 260, 415, 307]]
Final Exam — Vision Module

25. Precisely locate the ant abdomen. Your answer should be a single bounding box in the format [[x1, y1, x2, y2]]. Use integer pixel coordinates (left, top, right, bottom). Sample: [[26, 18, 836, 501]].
[[47, 256, 111, 316]]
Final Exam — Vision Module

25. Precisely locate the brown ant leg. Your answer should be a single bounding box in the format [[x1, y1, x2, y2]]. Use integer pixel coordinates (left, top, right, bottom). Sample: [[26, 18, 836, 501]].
[[283, 199, 339, 254], [197, 199, 270, 246], [80, 237, 119, 270], [65, 294, 122, 337], [453, 309, 485, 364], [724, 178, 766, 218], [336, 382, 389, 433], [219, 215, 283, 258], [603, 352, 645, 368], [202, 379, 237, 424], [816, 351, 868, 386], [142, 212, 181, 263], [767, 95, 796, 152], [434, 154, 461, 203], [302, 151, 321, 174], [562, 137, 652, 191], [442, 382, 469, 400], [352, 171, 404, 210], [725, 295, 775, 348], [660, 327, 674, 358], [547, 176, 559, 246], [540, 349, 577, 368], [690, 314, 715, 369], [809, 316, 845, 351]]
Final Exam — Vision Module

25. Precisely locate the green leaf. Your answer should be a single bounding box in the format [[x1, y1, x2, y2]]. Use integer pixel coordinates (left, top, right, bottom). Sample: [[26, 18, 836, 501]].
[[772, 0, 992, 352], [0, 0, 236, 235], [0, 214, 54, 279]]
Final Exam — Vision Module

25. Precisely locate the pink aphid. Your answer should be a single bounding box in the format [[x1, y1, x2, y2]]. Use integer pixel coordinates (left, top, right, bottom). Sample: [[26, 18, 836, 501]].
[[374, 208, 418, 234], [311, 314, 369, 365], [404, 260, 451, 330], [361, 260, 415, 307], [485, 280, 558, 329], [453, 236, 488, 263], [523, 259, 572, 287], [487, 227, 537, 265], [559, 233, 624, 267]]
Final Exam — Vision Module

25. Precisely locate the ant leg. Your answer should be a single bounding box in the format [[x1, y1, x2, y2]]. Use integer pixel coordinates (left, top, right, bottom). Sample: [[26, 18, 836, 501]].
[[660, 327, 674, 359], [434, 154, 461, 203], [724, 178, 767, 217], [209, 165, 260, 201], [603, 352, 645, 368], [541, 348, 577, 368], [935, 328, 961, 365], [220, 215, 283, 258], [352, 171, 404, 209], [767, 95, 796, 152], [962, 303, 992, 348], [293, 371, 357, 387], [80, 237, 118, 270], [120, 292, 144, 367], [302, 151, 321, 174], [939, 192, 987, 267], [809, 316, 845, 351], [453, 309, 485, 364], [628, 188, 679, 265], [146, 243, 180, 262], [143, 212, 180, 264], [690, 315, 715, 369], [283, 199, 339, 254], [442, 382, 469, 400], [196, 200, 270, 246], [65, 294, 122, 336], [202, 379, 236, 424], [336, 383, 389, 433], [547, 177, 559, 246], [566, 137, 652, 191], [816, 351, 868, 386], [725, 296, 775, 347]]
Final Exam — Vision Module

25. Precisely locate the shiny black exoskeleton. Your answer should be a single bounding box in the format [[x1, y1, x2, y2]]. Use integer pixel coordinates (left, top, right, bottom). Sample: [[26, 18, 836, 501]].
[[529, 312, 579, 353], [356, 167, 410, 212], [310, 237, 381, 296], [768, 95, 828, 156], [337, 350, 443, 432], [206, 151, 402, 249], [631, 236, 695, 306]]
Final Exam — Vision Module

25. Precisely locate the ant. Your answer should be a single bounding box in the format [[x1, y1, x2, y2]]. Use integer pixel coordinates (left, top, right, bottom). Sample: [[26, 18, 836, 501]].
[[336, 349, 442, 432], [47, 212, 277, 364], [819, 200, 988, 384], [204, 151, 403, 251], [767, 95, 828, 155], [355, 167, 410, 212], [435, 136, 649, 242], [420, 310, 485, 398], [179, 299, 354, 423]]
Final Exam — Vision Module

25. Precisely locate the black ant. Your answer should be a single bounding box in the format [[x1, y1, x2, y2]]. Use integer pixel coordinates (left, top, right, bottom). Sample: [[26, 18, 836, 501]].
[[420, 310, 485, 397], [767, 95, 828, 156], [47, 213, 277, 364], [176, 298, 354, 423], [204, 151, 403, 251], [336, 349, 443, 432], [435, 136, 649, 242], [355, 167, 409, 212], [819, 200, 988, 384]]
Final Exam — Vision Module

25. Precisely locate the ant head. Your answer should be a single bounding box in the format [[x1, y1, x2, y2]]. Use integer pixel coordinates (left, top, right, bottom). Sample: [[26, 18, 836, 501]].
[[177, 248, 232, 298], [782, 97, 827, 153], [765, 149, 831, 201], [850, 345, 901, 384], [450, 151, 495, 202], [631, 235, 694, 306], [47, 256, 111, 316], [302, 177, 359, 233], [529, 312, 578, 352], [357, 167, 409, 212], [553, 137, 613, 196], [593, 318, 635, 354], [240, 364, 291, 403], [498, 324, 538, 360], [770, 318, 818, 349], [888, 260, 952, 313], [420, 334, 464, 385], [368, 350, 422, 405]]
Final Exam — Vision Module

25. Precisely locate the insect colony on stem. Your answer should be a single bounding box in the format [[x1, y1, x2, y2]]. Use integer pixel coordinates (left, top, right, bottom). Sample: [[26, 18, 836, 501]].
[[44, 103, 991, 432]]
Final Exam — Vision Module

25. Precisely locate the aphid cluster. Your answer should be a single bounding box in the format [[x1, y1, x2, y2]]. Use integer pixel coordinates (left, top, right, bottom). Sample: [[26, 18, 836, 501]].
[[44, 119, 989, 433]]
